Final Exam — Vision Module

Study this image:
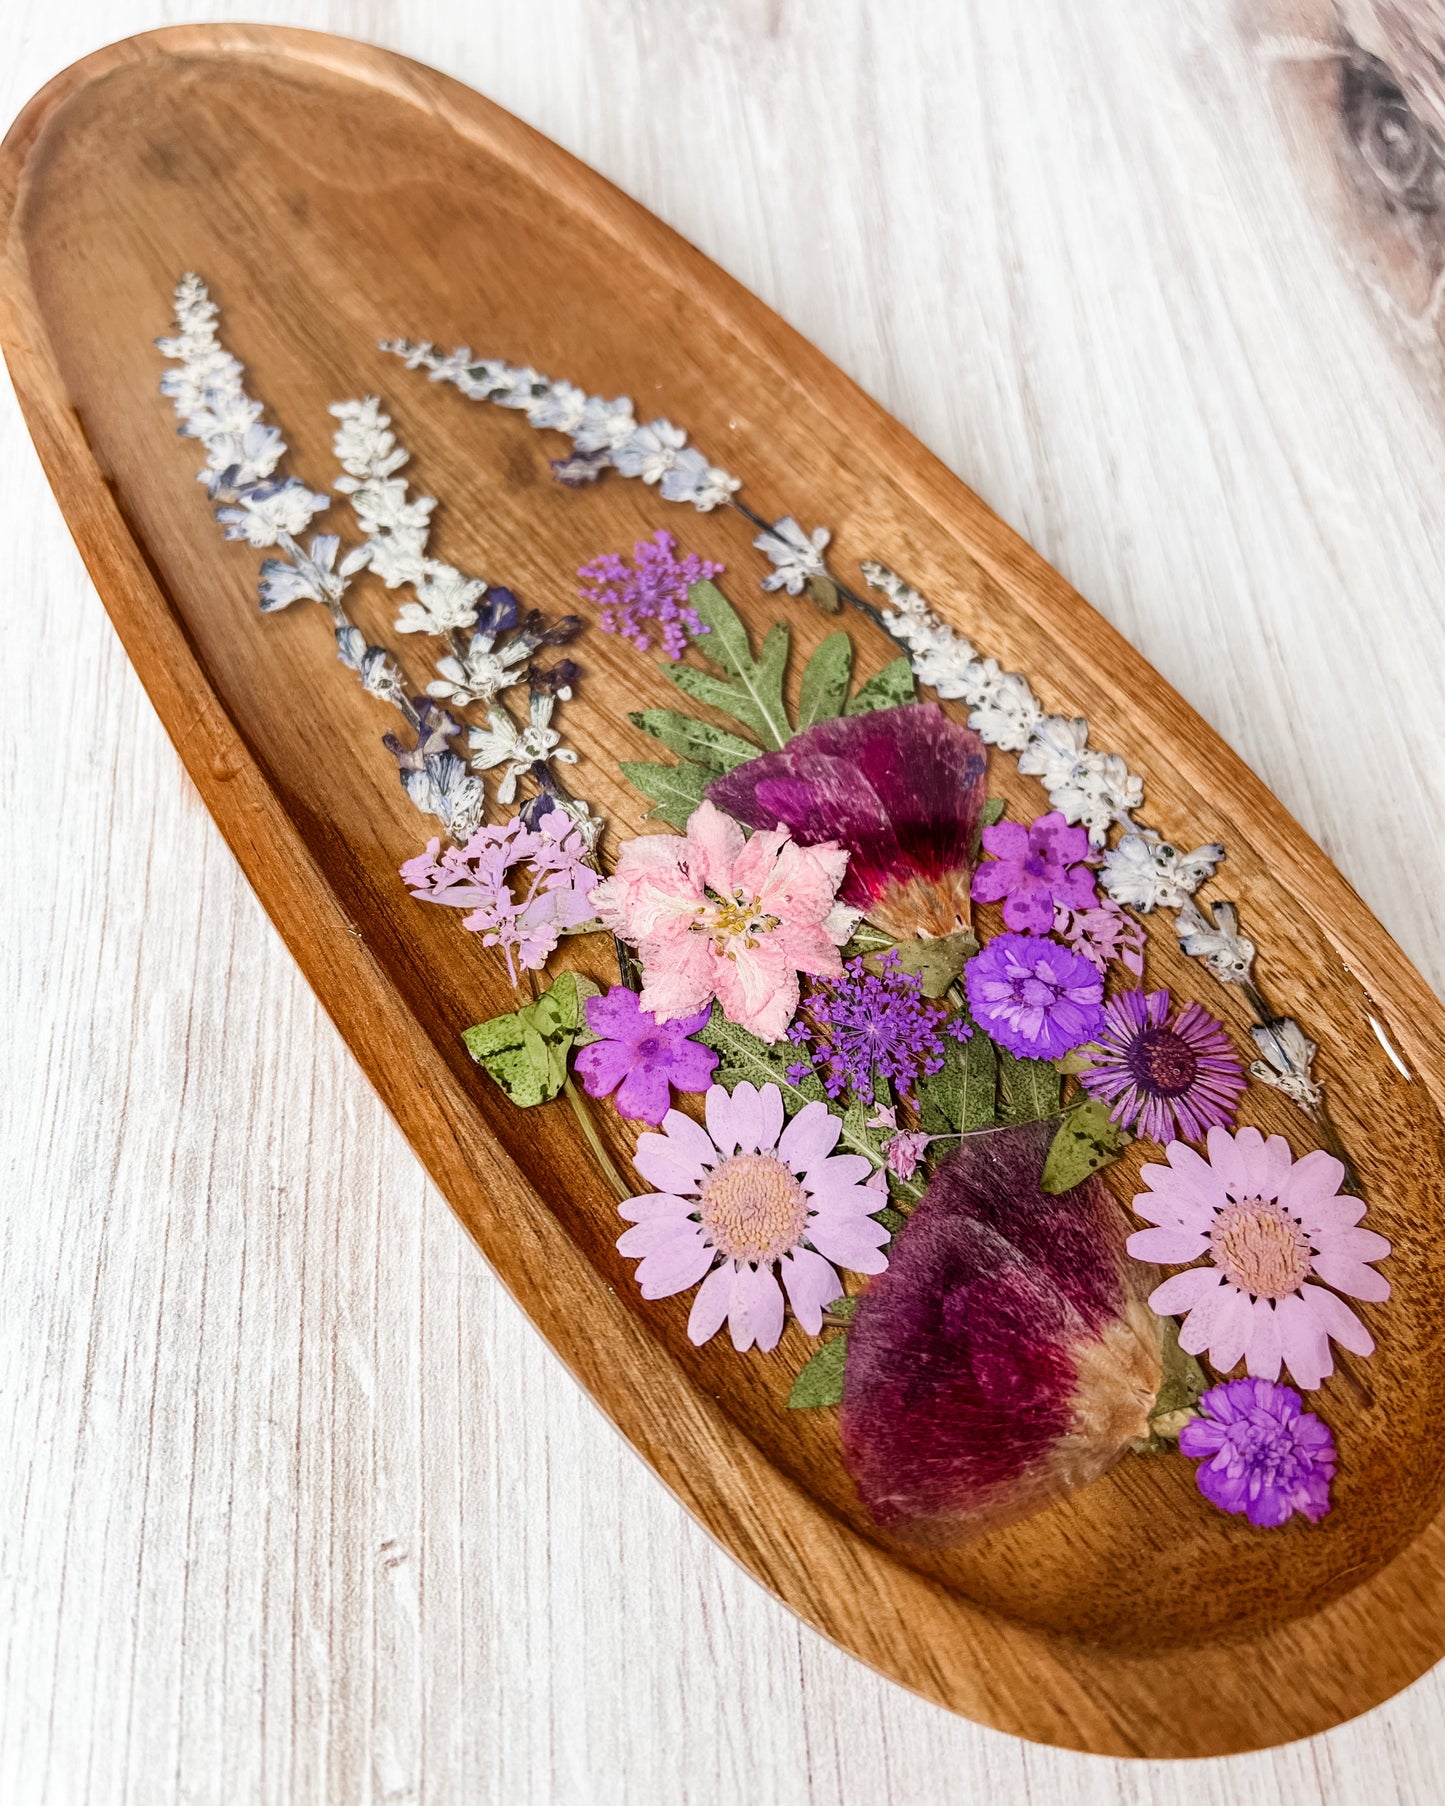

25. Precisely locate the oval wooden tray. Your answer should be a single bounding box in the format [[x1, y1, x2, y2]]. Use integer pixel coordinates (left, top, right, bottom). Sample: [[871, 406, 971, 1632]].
[[4, 24, 1444, 1759]]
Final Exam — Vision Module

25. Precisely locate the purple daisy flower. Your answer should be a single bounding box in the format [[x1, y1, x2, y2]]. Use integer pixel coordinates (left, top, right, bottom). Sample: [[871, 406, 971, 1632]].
[[963, 932, 1105, 1061], [1179, 1377, 1336, 1527], [971, 810, 1098, 933], [574, 987, 718, 1125], [1079, 988, 1247, 1143]]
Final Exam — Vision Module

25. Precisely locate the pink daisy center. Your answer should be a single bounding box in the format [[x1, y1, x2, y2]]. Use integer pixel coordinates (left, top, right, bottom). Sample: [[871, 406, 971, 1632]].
[[699, 1152, 810, 1263], [1209, 1196, 1313, 1298], [1126, 1025, 1200, 1098]]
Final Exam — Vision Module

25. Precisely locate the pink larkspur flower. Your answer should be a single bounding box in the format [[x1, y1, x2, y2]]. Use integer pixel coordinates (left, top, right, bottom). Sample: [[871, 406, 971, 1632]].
[[574, 987, 717, 1126], [400, 809, 596, 981], [1080, 988, 1248, 1143], [1129, 1125, 1391, 1391], [1179, 1377, 1336, 1527], [617, 1081, 890, 1353], [970, 810, 1097, 932], [590, 801, 852, 1043], [963, 931, 1105, 1060]]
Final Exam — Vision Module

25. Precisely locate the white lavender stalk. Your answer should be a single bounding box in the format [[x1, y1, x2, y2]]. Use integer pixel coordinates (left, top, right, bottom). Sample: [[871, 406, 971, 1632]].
[[158, 278, 594, 844]]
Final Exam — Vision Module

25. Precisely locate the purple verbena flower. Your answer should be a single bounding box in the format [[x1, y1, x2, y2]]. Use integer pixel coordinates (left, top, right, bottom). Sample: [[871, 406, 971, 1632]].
[[574, 987, 718, 1126], [785, 953, 970, 1106], [970, 810, 1098, 932], [577, 528, 721, 659], [399, 808, 596, 982], [1079, 987, 1247, 1143], [1055, 895, 1147, 977], [1179, 1377, 1336, 1528], [963, 931, 1105, 1060]]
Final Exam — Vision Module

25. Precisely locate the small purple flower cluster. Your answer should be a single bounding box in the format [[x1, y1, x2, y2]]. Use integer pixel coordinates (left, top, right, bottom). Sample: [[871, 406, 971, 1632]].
[[787, 953, 969, 1105], [577, 529, 721, 659]]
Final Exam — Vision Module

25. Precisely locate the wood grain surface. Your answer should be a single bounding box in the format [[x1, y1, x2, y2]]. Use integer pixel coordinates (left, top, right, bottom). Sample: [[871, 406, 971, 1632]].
[[2, 0, 1445, 1798]]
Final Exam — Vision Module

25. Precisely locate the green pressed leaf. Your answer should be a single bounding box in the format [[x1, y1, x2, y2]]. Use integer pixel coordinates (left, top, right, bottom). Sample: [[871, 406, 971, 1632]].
[[787, 1335, 848, 1409], [982, 796, 1008, 828], [1056, 1042, 1104, 1076], [618, 757, 712, 831], [842, 923, 897, 958], [698, 1008, 920, 1202], [917, 1025, 997, 1134], [629, 708, 759, 772], [826, 1295, 860, 1324], [1041, 1097, 1132, 1194], [805, 572, 842, 614], [1134, 1318, 1208, 1452], [844, 656, 917, 715], [679, 581, 793, 749], [874, 1206, 907, 1234], [995, 1046, 1063, 1123], [1151, 1317, 1208, 1425], [863, 929, 978, 998], [796, 632, 853, 729], [461, 972, 600, 1108]]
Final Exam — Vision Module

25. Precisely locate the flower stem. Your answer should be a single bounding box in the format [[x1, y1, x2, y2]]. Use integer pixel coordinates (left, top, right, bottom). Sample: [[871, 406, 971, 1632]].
[[562, 1074, 631, 1203]]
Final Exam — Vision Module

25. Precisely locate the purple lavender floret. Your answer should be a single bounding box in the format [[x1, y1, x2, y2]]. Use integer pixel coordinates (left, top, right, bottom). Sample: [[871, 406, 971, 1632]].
[[1179, 1378, 1336, 1528], [785, 952, 970, 1106], [578, 529, 720, 659]]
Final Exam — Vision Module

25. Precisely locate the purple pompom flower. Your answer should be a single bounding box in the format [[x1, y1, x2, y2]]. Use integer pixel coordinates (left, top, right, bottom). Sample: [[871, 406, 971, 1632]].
[[577, 529, 720, 659], [1179, 1377, 1336, 1527], [1079, 988, 1248, 1143], [971, 810, 1098, 932], [574, 987, 718, 1126], [963, 932, 1105, 1060]]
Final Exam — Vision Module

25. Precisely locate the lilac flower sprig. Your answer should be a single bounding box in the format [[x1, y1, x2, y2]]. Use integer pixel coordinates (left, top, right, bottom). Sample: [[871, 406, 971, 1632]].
[[579, 530, 720, 659], [786, 953, 970, 1108]]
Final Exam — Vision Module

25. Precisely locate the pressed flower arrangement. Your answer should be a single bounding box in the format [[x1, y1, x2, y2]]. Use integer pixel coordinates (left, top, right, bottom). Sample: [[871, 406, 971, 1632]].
[[153, 273, 1402, 1556], [13, 31, 1445, 1750]]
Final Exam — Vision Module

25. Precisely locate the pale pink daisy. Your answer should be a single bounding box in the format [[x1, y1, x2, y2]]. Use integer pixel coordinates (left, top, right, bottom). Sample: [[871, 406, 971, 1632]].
[[1128, 1125, 1390, 1391], [590, 800, 853, 1043], [617, 1081, 890, 1353]]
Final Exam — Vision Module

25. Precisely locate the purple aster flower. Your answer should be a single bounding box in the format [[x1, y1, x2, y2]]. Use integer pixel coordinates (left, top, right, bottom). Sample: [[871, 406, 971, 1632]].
[[574, 987, 718, 1125], [786, 953, 970, 1106], [971, 810, 1097, 933], [577, 529, 721, 659], [1179, 1377, 1336, 1527], [1079, 988, 1247, 1143], [963, 932, 1104, 1060]]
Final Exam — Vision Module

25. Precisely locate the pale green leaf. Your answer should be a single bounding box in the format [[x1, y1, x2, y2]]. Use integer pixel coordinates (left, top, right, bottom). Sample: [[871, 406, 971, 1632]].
[[917, 1026, 997, 1134], [618, 757, 712, 831], [680, 581, 792, 749], [796, 632, 853, 729], [1040, 1096, 1131, 1194], [787, 1336, 848, 1408], [629, 708, 759, 772], [844, 656, 917, 715], [461, 973, 600, 1108], [982, 796, 1007, 827], [996, 1046, 1063, 1123], [863, 929, 978, 998]]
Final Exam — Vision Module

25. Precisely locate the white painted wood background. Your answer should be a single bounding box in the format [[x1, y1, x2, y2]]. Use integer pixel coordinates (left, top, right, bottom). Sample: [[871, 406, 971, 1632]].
[[5, 1, 1445, 1800]]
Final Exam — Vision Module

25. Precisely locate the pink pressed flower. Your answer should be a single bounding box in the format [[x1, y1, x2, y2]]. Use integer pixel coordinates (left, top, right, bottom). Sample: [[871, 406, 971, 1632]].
[[1080, 988, 1248, 1143], [1055, 896, 1146, 977], [400, 809, 596, 981], [1129, 1125, 1391, 1391], [590, 801, 852, 1043], [971, 810, 1097, 933], [617, 1081, 890, 1353]]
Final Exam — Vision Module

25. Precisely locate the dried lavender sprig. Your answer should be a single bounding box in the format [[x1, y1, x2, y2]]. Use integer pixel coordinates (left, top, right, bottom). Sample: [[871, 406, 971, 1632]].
[[159, 279, 585, 839]]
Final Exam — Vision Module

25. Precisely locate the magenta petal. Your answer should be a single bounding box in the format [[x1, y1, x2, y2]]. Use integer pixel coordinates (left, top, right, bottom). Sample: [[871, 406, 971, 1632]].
[[839, 1121, 1162, 1543], [611, 1063, 679, 1125], [574, 1038, 635, 1099]]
